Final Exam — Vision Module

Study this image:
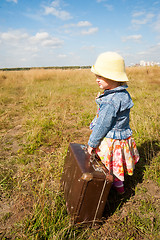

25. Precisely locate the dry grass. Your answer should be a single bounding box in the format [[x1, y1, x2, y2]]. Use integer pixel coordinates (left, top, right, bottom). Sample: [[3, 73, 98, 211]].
[[0, 67, 160, 239]]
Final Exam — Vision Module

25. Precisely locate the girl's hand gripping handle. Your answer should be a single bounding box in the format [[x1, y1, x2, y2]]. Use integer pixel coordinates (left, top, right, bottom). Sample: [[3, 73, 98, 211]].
[[87, 146, 95, 155]]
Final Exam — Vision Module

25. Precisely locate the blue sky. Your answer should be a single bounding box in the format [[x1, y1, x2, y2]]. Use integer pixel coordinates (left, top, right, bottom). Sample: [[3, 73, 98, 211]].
[[0, 0, 160, 68]]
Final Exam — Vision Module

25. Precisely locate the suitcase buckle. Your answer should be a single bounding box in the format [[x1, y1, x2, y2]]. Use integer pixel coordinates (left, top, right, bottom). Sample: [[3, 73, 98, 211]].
[[92, 164, 103, 172]]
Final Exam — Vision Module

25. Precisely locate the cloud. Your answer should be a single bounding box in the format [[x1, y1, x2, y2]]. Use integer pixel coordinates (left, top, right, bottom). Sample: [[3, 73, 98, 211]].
[[0, 30, 63, 49], [131, 13, 155, 26], [148, 43, 160, 53], [30, 32, 63, 48], [81, 45, 96, 51], [30, 32, 49, 42], [44, 6, 72, 20], [63, 21, 92, 28], [24, 46, 38, 53], [0, 29, 65, 67], [96, 0, 107, 2], [62, 21, 98, 36], [41, 38, 63, 47], [0, 30, 28, 42], [51, 0, 60, 8], [132, 11, 145, 18], [81, 27, 98, 35], [105, 4, 113, 11], [137, 51, 147, 55], [122, 34, 142, 42], [23, 12, 45, 22], [137, 43, 160, 61], [77, 21, 92, 27], [58, 54, 67, 58], [154, 14, 160, 32], [43, 0, 72, 20], [96, 0, 113, 10], [6, 0, 17, 3], [96, 0, 113, 11]]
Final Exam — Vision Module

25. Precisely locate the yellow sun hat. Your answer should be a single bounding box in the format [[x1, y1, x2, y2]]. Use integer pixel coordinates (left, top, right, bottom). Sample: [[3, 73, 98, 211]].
[[91, 51, 129, 82]]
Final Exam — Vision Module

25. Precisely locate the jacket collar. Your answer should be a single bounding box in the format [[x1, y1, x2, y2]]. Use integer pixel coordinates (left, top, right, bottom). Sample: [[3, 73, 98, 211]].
[[99, 84, 128, 97]]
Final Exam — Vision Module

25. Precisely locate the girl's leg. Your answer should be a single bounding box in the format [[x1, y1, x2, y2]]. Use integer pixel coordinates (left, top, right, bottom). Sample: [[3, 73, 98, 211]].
[[113, 177, 125, 194]]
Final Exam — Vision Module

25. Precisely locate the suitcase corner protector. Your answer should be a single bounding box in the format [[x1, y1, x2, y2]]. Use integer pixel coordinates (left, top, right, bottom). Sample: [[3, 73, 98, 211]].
[[81, 172, 93, 182]]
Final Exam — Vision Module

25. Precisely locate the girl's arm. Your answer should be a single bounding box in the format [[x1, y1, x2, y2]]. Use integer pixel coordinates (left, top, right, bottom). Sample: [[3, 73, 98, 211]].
[[88, 102, 116, 148]]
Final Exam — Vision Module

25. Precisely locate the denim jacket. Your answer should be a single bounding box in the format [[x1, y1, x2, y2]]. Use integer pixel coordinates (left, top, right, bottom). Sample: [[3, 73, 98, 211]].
[[88, 85, 134, 148]]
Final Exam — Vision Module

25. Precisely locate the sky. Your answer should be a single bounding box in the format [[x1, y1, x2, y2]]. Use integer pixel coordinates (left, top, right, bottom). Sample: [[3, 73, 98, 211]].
[[0, 0, 160, 68]]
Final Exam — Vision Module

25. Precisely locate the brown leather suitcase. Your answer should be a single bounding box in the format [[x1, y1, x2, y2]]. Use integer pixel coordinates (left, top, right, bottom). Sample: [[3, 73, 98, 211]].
[[61, 143, 113, 225]]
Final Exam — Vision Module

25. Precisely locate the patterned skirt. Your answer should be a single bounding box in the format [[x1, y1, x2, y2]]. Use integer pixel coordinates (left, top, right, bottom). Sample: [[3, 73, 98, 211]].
[[96, 136, 139, 181]]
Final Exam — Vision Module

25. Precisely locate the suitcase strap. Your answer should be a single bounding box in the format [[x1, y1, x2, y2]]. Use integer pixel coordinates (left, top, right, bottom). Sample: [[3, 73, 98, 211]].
[[92, 178, 107, 227], [91, 154, 112, 227]]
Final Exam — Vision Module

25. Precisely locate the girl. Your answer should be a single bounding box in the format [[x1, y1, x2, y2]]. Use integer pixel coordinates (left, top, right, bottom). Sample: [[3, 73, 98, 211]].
[[88, 52, 139, 194]]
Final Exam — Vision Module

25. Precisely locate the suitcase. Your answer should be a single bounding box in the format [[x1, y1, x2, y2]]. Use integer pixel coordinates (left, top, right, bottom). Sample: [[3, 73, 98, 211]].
[[61, 143, 113, 225]]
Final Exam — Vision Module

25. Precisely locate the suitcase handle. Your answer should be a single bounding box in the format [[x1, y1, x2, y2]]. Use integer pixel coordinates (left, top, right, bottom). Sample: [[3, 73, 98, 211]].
[[80, 145, 98, 162], [90, 150, 114, 183], [80, 145, 113, 181], [80, 145, 107, 173]]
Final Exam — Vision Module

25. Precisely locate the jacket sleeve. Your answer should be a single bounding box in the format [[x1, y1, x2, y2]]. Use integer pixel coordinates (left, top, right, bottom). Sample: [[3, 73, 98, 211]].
[[88, 102, 116, 148]]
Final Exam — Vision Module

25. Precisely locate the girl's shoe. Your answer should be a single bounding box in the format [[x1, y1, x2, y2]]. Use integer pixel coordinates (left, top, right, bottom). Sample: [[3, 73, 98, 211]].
[[113, 177, 125, 194]]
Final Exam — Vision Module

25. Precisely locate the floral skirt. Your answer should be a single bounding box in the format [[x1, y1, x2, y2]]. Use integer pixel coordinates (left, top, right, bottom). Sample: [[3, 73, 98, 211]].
[[96, 136, 139, 181]]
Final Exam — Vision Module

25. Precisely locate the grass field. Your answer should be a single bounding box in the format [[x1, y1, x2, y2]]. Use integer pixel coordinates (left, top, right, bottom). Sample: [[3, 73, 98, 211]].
[[0, 67, 160, 239]]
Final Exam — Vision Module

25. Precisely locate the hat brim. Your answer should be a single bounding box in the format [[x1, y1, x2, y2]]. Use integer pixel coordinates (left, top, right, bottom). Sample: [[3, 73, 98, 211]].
[[91, 65, 129, 82]]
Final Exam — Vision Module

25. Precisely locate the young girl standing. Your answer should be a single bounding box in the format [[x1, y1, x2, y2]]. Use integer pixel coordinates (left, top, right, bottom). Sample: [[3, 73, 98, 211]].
[[88, 52, 139, 194]]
